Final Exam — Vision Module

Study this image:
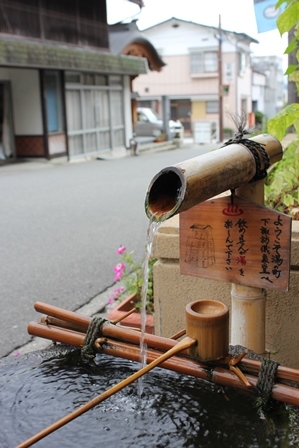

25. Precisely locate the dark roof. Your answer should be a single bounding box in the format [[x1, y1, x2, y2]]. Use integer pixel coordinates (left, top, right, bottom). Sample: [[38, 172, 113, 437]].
[[141, 17, 259, 45], [0, 36, 148, 75], [109, 20, 166, 71]]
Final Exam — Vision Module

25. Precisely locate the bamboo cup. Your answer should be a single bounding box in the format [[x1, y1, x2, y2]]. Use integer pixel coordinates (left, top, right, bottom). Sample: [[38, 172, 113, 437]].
[[186, 300, 229, 361]]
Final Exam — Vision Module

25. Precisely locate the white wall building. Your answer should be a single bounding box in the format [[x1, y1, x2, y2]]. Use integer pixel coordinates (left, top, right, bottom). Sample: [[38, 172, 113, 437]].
[[252, 70, 266, 113], [133, 18, 258, 138], [251, 56, 285, 119]]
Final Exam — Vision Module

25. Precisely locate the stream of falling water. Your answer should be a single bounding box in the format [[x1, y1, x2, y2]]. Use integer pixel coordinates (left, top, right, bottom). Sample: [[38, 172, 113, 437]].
[[138, 218, 161, 394]]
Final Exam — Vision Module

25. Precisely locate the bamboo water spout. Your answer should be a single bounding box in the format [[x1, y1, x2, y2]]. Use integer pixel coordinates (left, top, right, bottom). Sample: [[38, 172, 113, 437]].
[[145, 134, 282, 221]]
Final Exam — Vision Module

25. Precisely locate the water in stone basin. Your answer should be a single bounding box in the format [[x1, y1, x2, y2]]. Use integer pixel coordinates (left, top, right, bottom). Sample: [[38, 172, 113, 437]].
[[0, 346, 298, 448]]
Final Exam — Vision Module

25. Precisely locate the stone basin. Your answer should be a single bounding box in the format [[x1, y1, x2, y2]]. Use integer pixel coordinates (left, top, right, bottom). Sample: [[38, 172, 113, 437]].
[[0, 345, 298, 447]]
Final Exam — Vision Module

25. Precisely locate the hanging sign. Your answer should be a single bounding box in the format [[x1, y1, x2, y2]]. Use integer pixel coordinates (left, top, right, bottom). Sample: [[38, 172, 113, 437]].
[[180, 195, 291, 291]]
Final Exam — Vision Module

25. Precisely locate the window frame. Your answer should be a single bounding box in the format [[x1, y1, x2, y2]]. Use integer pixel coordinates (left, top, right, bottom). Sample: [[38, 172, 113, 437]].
[[190, 50, 218, 74]]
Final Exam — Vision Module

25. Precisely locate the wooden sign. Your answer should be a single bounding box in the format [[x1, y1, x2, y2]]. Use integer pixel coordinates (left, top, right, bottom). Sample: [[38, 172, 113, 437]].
[[180, 195, 291, 291]]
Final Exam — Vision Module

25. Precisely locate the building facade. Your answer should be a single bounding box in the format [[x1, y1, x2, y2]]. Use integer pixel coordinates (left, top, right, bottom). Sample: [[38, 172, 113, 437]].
[[251, 55, 285, 119], [133, 18, 258, 139], [0, 0, 147, 161]]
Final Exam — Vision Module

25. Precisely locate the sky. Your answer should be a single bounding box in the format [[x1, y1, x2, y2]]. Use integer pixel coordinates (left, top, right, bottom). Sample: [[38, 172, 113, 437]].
[[107, 0, 288, 65]]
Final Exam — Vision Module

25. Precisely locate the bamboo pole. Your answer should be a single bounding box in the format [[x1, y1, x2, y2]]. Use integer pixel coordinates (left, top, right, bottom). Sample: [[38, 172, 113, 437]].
[[27, 319, 299, 407], [230, 179, 266, 353], [145, 134, 282, 221], [17, 337, 196, 448], [29, 303, 299, 384], [34, 301, 90, 331], [28, 321, 85, 347], [101, 339, 299, 407], [32, 301, 181, 352]]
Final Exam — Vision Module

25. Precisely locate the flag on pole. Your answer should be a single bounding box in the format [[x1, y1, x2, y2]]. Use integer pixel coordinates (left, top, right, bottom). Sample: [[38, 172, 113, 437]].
[[253, 0, 284, 33]]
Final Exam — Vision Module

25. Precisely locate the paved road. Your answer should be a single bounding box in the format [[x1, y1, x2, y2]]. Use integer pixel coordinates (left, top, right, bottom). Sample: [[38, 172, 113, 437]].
[[0, 142, 215, 358]]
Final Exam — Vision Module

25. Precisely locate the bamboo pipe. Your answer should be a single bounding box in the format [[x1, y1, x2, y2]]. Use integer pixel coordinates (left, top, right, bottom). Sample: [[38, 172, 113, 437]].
[[238, 358, 299, 385], [40, 315, 87, 334], [27, 321, 299, 407], [230, 181, 265, 352], [101, 339, 299, 407], [30, 303, 299, 385], [17, 337, 196, 448], [32, 302, 181, 352], [34, 301, 90, 331], [28, 321, 85, 347], [28, 320, 183, 354], [145, 134, 282, 221]]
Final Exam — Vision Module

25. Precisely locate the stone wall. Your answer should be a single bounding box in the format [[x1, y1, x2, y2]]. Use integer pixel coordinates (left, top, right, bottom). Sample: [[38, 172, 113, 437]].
[[152, 215, 299, 368]]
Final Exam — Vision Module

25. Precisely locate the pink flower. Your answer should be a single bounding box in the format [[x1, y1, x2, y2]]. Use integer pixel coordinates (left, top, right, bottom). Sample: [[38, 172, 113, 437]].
[[117, 245, 126, 255], [113, 262, 125, 273], [108, 286, 126, 305], [114, 271, 123, 282], [114, 286, 125, 295]]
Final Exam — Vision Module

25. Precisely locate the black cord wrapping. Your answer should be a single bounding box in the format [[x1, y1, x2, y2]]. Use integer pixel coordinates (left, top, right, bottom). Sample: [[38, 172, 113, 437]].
[[81, 317, 108, 360], [230, 345, 280, 414], [222, 138, 270, 182], [255, 358, 280, 413]]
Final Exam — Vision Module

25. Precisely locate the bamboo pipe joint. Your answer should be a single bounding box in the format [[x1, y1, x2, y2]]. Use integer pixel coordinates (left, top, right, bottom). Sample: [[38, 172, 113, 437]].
[[186, 300, 229, 361], [145, 134, 282, 221]]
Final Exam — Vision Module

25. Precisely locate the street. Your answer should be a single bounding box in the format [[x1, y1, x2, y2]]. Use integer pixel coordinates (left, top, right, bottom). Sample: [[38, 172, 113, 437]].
[[0, 142, 215, 358]]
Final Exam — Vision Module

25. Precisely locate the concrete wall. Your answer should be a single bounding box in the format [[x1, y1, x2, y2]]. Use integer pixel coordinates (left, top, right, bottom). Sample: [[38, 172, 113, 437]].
[[9, 68, 43, 135], [152, 215, 299, 369], [0, 67, 43, 134]]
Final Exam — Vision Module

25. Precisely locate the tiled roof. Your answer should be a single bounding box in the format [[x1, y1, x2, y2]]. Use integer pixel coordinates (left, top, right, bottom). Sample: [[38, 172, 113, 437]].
[[109, 21, 165, 71], [0, 37, 148, 75]]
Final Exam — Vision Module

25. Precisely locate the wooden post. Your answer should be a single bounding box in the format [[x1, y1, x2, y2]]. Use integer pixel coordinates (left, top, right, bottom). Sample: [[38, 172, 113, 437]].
[[231, 179, 266, 353]]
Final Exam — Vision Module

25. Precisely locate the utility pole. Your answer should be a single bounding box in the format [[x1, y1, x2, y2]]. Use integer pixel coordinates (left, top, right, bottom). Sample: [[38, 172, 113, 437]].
[[218, 15, 223, 142]]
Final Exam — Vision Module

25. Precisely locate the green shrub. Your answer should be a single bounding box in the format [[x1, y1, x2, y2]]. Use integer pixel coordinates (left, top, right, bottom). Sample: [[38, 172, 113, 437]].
[[265, 139, 299, 216]]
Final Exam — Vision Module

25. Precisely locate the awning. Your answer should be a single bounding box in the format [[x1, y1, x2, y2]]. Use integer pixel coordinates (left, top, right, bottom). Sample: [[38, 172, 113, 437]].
[[0, 37, 148, 75]]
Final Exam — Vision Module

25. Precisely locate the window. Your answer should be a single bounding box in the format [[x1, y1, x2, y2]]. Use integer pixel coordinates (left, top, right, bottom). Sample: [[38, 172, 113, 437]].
[[190, 51, 218, 74], [109, 76, 122, 86], [206, 101, 219, 114], [65, 72, 81, 83], [44, 71, 63, 133], [241, 99, 247, 113], [80, 74, 108, 86], [239, 52, 247, 74]]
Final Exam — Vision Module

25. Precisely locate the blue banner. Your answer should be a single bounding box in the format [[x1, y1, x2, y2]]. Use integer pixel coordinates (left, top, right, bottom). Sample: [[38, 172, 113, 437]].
[[254, 0, 284, 33]]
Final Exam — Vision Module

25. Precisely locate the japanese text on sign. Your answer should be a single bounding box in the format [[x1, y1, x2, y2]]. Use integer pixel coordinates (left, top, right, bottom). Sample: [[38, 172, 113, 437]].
[[180, 196, 291, 291]]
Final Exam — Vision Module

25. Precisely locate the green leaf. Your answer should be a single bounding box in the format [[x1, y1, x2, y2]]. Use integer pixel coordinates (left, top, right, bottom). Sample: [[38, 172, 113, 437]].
[[283, 193, 295, 206], [277, 3, 299, 35], [275, 0, 287, 8], [290, 70, 299, 85], [268, 104, 299, 140], [285, 64, 299, 74], [285, 38, 298, 54]]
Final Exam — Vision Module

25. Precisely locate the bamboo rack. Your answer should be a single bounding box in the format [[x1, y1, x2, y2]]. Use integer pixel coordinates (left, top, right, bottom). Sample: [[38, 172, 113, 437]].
[[28, 301, 299, 407]]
